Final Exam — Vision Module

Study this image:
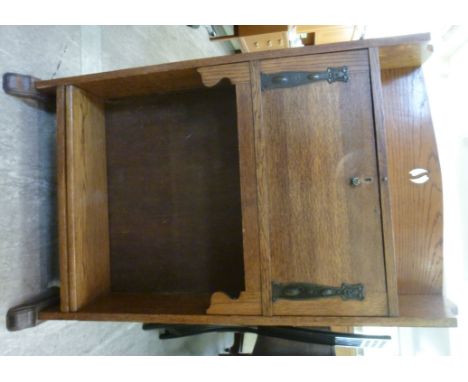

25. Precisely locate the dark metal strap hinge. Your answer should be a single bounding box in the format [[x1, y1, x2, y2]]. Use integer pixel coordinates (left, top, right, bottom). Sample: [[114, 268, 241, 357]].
[[261, 66, 349, 90], [272, 282, 365, 302]]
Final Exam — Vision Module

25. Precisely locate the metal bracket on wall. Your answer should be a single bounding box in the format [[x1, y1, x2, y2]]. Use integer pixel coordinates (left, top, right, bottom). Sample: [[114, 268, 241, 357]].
[[272, 282, 365, 302], [261, 66, 349, 90]]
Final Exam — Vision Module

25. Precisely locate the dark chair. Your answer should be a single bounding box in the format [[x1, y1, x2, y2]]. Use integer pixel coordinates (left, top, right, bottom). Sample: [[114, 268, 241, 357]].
[[142, 324, 390, 356]]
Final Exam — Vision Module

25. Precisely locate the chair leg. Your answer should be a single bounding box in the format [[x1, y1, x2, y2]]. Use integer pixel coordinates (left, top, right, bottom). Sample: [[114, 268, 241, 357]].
[[226, 332, 245, 355], [6, 287, 60, 331]]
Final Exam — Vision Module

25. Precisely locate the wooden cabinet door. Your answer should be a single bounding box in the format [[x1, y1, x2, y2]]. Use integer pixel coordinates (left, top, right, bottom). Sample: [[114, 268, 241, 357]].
[[257, 50, 389, 316]]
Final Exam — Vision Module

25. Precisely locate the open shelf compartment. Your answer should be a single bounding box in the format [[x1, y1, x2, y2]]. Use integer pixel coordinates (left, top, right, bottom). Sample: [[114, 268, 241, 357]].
[[58, 76, 253, 316]]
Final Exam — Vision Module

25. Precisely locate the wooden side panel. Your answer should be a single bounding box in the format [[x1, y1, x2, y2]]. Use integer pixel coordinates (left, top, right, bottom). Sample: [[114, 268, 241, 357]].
[[56, 85, 69, 312], [251, 60, 273, 316], [205, 82, 262, 315], [258, 50, 388, 316], [381, 68, 443, 294], [235, 83, 261, 295], [198, 64, 262, 315], [66, 86, 111, 311], [368, 48, 399, 316]]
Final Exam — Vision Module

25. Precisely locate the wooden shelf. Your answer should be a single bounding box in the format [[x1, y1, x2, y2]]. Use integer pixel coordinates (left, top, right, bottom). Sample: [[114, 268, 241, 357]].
[[40, 294, 457, 328]]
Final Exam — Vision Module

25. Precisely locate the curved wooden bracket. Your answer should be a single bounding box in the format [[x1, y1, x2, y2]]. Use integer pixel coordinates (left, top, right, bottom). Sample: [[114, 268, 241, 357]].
[[199, 62, 263, 317], [197, 63, 250, 88]]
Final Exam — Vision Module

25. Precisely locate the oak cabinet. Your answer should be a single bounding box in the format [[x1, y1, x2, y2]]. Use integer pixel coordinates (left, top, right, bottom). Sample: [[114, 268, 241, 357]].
[[7, 33, 456, 329]]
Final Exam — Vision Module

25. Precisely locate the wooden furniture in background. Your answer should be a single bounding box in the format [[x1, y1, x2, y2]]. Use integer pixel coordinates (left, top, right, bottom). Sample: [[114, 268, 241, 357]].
[[4, 33, 457, 332], [296, 25, 358, 45], [210, 25, 359, 52], [210, 25, 290, 52]]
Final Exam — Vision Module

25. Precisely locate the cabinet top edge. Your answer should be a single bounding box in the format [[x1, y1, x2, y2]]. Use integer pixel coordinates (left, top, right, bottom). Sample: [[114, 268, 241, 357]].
[[35, 33, 431, 92]]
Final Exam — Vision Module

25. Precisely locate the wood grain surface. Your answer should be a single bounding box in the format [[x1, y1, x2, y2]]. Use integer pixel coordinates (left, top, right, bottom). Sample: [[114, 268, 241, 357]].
[[78, 293, 212, 315], [379, 43, 433, 70], [201, 74, 262, 315], [198, 63, 250, 87], [260, 50, 369, 74], [257, 50, 388, 316], [250, 60, 273, 316], [272, 293, 388, 317], [66, 68, 206, 99], [368, 48, 399, 316], [65, 86, 111, 311], [105, 86, 245, 297], [207, 291, 261, 315], [40, 294, 457, 327], [234, 83, 261, 295], [381, 67, 443, 294], [49, 33, 449, 328], [35, 34, 432, 98], [56, 85, 69, 312]]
